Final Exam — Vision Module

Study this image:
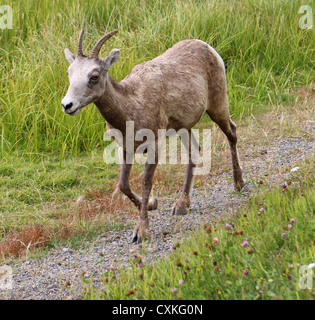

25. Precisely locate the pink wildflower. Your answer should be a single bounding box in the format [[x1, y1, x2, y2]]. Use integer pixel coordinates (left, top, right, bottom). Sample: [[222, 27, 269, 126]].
[[287, 224, 293, 229], [241, 240, 248, 247], [281, 233, 286, 238], [213, 237, 219, 244], [290, 218, 295, 223], [172, 287, 177, 293], [243, 213, 247, 217], [179, 280, 184, 285], [225, 223, 231, 230], [259, 208, 264, 212], [242, 269, 249, 275]]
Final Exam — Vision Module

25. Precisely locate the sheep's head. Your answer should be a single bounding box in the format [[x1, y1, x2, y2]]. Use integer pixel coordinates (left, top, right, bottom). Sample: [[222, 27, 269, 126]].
[[61, 30, 120, 116]]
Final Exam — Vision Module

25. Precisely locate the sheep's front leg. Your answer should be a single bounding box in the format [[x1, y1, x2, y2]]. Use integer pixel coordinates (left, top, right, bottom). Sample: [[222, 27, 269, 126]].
[[132, 160, 158, 243], [119, 150, 158, 211]]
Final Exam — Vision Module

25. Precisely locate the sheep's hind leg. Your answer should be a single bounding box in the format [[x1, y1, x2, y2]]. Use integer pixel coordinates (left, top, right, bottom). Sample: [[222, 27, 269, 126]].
[[206, 101, 245, 190]]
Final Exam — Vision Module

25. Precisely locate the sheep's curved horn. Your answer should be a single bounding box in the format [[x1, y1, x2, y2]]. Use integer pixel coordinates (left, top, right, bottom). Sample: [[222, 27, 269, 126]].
[[77, 29, 85, 56], [90, 29, 118, 58]]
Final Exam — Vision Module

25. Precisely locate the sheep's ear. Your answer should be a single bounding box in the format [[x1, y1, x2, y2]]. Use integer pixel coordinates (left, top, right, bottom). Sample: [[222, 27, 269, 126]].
[[64, 48, 75, 64], [102, 49, 120, 70]]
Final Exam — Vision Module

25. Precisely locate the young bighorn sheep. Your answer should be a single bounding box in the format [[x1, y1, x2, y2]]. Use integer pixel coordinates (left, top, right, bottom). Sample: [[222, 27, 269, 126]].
[[62, 30, 245, 243]]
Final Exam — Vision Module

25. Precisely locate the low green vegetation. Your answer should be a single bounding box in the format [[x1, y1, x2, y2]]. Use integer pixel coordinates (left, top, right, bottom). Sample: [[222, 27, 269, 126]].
[[0, 152, 125, 257], [84, 162, 314, 300], [0, 152, 115, 232]]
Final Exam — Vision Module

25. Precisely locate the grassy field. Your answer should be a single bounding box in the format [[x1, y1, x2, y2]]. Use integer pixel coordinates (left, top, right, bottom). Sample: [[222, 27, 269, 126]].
[[0, 0, 313, 156], [0, 0, 314, 299]]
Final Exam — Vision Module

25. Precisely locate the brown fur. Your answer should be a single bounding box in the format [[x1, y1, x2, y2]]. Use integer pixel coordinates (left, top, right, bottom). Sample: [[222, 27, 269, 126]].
[[62, 35, 245, 243]]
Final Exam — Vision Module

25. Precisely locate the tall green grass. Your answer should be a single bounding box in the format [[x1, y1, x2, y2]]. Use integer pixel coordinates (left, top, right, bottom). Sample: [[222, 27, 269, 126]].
[[0, 0, 314, 157]]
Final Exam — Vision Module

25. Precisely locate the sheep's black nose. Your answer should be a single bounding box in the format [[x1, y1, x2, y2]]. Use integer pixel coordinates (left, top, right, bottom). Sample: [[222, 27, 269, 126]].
[[62, 102, 73, 110]]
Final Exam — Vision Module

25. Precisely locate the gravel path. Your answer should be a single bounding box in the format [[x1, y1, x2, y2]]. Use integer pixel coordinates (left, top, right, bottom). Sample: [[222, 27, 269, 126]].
[[0, 133, 313, 300]]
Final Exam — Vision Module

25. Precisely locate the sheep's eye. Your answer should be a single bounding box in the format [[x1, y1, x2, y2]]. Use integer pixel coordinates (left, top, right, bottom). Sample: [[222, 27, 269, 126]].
[[90, 76, 99, 82]]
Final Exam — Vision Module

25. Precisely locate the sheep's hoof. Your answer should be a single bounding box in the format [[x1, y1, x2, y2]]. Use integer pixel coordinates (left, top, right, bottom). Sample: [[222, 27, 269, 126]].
[[132, 233, 139, 243], [234, 179, 249, 192], [131, 233, 144, 244], [235, 178, 246, 191], [148, 197, 158, 211], [240, 183, 251, 193], [171, 207, 187, 216], [171, 197, 189, 216], [131, 220, 147, 243]]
